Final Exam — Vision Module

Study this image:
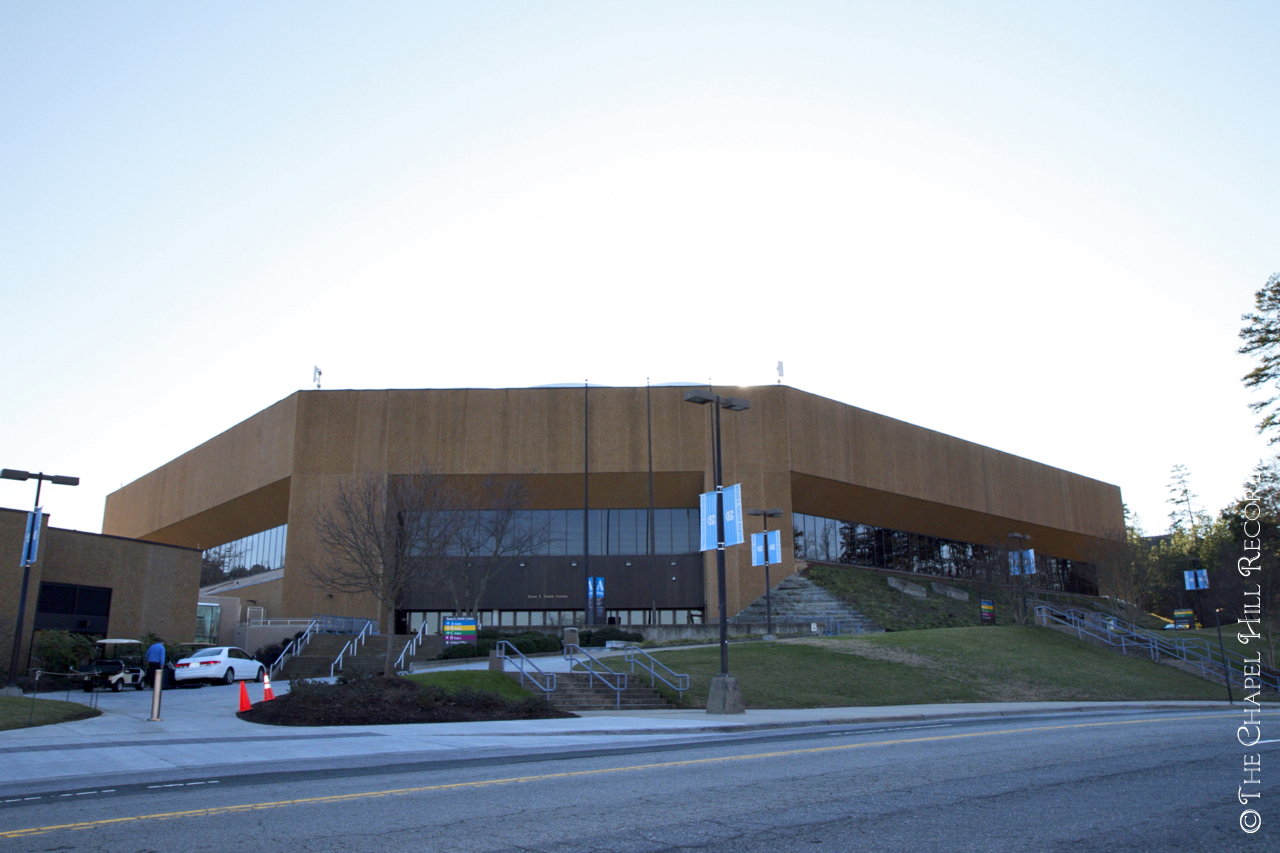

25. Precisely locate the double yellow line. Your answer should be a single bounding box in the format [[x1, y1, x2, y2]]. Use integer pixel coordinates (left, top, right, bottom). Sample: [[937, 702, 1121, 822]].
[[0, 713, 1247, 839]]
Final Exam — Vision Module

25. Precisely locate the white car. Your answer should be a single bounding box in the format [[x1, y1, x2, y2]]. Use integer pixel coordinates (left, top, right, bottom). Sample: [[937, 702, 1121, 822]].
[[173, 646, 265, 685]]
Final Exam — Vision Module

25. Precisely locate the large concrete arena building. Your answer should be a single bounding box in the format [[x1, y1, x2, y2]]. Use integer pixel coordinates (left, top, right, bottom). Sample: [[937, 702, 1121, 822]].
[[98, 385, 1125, 637]]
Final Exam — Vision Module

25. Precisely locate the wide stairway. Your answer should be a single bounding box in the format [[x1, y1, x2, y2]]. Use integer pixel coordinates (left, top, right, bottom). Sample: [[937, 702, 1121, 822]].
[[280, 633, 444, 679], [511, 670, 676, 711], [730, 572, 882, 634]]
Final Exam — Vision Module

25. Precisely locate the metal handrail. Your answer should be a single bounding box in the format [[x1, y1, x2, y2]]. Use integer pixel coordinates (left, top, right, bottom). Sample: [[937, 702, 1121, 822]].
[[563, 643, 627, 709], [269, 619, 318, 678], [621, 645, 688, 699], [330, 620, 375, 677], [494, 641, 557, 694], [1035, 605, 1279, 693], [394, 620, 433, 672]]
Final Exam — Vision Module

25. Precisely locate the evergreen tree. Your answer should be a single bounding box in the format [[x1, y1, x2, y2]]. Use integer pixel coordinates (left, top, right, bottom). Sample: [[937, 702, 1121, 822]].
[[1239, 271, 1280, 441]]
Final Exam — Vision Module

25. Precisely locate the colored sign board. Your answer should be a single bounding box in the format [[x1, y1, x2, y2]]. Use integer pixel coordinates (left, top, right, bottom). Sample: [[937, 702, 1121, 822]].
[[442, 617, 477, 647], [1008, 548, 1036, 576], [750, 530, 782, 566], [20, 508, 42, 567], [1173, 609, 1196, 630], [980, 599, 995, 625], [1183, 569, 1210, 591]]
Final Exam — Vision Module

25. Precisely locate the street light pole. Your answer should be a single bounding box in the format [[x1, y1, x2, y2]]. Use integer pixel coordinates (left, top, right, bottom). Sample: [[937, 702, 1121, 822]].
[[748, 508, 783, 638], [683, 390, 749, 714], [3, 469, 79, 685], [1008, 532, 1031, 624]]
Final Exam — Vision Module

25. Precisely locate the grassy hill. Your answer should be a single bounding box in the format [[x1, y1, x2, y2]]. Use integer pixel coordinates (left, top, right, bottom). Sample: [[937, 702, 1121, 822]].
[[623, 626, 1235, 709]]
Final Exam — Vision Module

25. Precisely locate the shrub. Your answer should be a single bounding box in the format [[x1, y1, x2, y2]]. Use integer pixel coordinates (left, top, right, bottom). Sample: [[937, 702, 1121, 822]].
[[579, 627, 643, 647], [31, 630, 95, 673]]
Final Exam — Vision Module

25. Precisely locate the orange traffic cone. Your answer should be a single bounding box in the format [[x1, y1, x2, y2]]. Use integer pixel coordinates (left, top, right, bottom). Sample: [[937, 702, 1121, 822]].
[[238, 680, 251, 713], [262, 673, 275, 702]]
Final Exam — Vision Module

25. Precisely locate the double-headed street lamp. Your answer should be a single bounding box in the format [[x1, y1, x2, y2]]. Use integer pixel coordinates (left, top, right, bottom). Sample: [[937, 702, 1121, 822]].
[[748, 508, 783, 638], [3, 469, 79, 685], [683, 390, 749, 714], [1008, 532, 1031, 624]]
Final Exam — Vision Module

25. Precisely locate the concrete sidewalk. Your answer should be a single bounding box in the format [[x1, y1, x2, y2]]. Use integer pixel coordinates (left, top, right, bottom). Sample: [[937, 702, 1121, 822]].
[[0, 677, 1238, 795]]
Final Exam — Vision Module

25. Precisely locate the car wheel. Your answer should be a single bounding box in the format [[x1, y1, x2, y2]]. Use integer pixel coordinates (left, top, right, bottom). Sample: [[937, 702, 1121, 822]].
[[111, 679, 122, 692], [135, 678, 144, 691], [222, 668, 235, 686], [254, 667, 264, 683], [83, 682, 93, 693]]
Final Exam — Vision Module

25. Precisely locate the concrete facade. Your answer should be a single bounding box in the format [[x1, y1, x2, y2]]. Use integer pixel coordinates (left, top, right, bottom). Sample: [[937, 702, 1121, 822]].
[[101, 385, 1125, 627]]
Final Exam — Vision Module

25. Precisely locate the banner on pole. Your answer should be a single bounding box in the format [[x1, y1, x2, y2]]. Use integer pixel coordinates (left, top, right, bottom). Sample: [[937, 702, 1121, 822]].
[[1008, 548, 1036, 575], [699, 492, 718, 552], [722, 484, 745, 547], [750, 530, 782, 566], [20, 508, 42, 566]]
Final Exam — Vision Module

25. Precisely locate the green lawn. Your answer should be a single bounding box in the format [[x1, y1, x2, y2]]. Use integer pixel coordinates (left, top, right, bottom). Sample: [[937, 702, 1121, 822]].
[[0, 696, 101, 731], [404, 670, 535, 700], [634, 626, 1236, 709]]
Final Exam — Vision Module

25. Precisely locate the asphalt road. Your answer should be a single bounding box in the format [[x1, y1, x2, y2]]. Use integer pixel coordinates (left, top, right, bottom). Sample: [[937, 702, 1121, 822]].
[[0, 709, 1272, 852]]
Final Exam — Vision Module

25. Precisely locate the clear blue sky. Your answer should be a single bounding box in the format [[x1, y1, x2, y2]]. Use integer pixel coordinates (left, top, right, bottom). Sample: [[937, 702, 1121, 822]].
[[2, 1, 1277, 536]]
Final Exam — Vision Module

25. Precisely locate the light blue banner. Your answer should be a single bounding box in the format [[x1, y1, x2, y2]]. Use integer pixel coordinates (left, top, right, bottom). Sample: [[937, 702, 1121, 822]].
[[1008, 548, 1036, 576], [750, 530, 782, 566], [722, 484, 745, 547], [1185, 569, 1209, 590], [699, 492, 718, 551], [20, 508, 42, 567], [1196, 568, 1208, 590]]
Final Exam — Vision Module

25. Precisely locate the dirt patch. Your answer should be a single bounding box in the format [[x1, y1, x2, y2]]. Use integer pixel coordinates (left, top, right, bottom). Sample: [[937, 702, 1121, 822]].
[[787, 638, 936, 668], [238, 676, 576, 726]]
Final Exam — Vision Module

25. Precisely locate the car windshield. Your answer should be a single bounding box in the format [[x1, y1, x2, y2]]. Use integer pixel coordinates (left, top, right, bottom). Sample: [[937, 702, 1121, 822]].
[[190, 648, 223, 658]]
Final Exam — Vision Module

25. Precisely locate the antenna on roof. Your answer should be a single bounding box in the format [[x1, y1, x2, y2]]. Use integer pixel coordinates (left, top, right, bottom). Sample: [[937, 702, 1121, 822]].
[[313, 366, 322, 391], [777, 361, 784, 384]]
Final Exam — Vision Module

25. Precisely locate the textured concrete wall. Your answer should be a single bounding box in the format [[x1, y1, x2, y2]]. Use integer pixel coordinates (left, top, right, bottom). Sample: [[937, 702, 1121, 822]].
[[99, 385, 1124, 623], [40, 528, 200, 644]]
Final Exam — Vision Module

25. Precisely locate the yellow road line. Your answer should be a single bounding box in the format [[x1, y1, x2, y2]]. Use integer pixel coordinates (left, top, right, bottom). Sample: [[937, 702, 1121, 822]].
[[0, 711, 1262, 839]]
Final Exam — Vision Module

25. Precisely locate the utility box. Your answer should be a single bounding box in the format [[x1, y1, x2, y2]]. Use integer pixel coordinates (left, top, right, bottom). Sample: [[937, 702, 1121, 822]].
[[563, 627, 579, 647]]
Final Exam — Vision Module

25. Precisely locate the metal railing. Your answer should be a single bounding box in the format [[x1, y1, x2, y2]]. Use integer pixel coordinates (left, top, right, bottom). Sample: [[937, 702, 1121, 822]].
[[621, 645, 688, 700], [330, 620, 375, 677], [563, 643, 627, 709], [394, 620, 434, 673], [494, 641, 557, 694], [269, 619, 318, 679], [313, 615, 378, 635], [1035, 605, 1280, 694]]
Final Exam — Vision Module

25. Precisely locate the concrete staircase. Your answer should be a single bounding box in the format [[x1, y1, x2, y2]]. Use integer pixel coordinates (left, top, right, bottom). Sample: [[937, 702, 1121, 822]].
[[280, 634, 444, 679], [516, 670, 677, 711], [730, 572, 882, 634]]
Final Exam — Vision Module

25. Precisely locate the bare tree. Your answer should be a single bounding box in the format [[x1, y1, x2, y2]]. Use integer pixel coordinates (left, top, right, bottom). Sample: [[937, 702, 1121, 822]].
[[311, 465, 458, 675], [434, 479, 551, 622]]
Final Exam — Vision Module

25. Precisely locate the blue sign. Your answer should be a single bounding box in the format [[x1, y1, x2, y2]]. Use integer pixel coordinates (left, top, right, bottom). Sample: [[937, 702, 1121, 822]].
[[1008, 548, 1036, 576], [722, 484, 745, 547], [751, 530, 782, 566], [595, 576, 605, 599], [20, 508, 42, 567], [1184, 569, 1209, 591], [699, 492, 718, 552]]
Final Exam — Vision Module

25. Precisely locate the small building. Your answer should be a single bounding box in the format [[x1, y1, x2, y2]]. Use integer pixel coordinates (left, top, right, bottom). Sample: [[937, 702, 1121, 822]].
[[0, 507, 200, 676]]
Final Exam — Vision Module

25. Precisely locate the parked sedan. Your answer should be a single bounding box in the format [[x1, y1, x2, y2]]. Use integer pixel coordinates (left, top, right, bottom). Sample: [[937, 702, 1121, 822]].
[[172, 646, 265, 685]]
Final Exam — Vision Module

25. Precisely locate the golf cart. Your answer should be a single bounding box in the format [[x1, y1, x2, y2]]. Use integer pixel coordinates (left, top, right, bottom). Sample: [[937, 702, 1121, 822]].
[[81, 639, 147, 692]]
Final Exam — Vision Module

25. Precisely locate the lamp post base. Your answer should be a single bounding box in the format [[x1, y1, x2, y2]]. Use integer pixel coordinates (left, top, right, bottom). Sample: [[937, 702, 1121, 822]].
[[705, 674, 745, 715]]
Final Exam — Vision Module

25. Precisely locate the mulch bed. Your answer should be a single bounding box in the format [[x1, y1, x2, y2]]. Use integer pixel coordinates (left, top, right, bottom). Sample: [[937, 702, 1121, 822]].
[[237, 675, 576, 726]]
